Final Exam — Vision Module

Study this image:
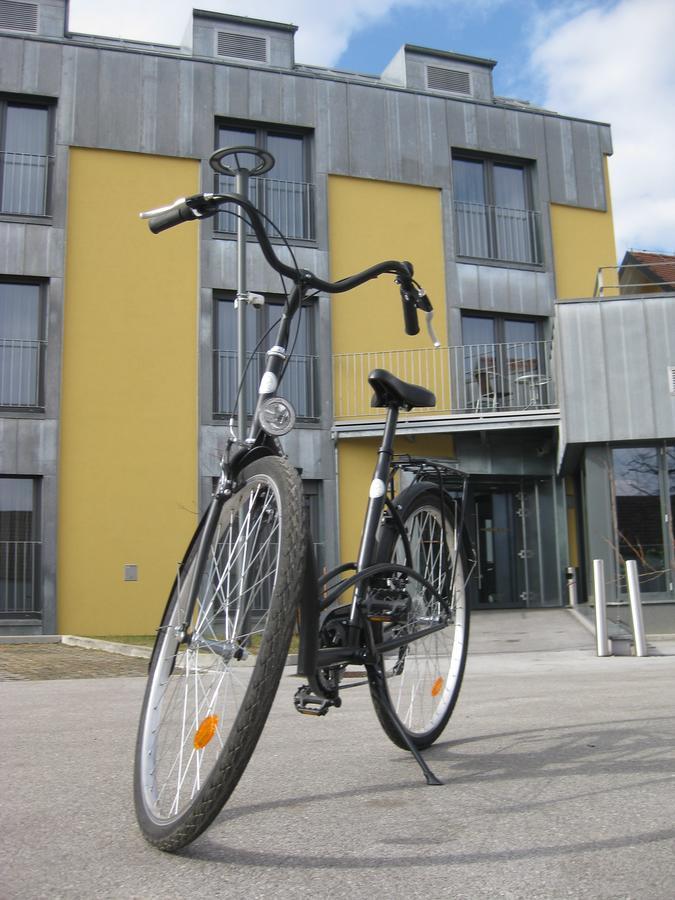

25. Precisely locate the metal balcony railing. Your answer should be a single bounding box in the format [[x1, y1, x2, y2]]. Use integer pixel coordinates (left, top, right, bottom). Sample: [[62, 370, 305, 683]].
[[0, 339, 46, 408], [214, 350, 320, 420], [333, 340, 555, 420], [214, 175, 315, 241], [0, 540, 41, 617], [455, 201, 541, 265], [594, 261, 675, 297], [0, 151, 52, 216]]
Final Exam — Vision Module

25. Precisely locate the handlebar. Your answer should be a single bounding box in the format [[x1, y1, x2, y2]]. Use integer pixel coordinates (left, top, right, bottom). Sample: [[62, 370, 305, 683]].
[[140, 191, 438, 342]]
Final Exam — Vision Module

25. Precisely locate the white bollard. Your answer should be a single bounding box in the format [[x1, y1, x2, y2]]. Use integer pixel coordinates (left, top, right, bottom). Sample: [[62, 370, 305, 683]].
[[566, 566, 578, 607], [625, 560, 648, 657], [593, 559, 610, 657]]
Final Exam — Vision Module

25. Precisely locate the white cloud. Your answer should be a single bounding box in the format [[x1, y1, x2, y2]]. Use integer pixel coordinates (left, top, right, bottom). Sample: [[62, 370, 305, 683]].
[[531, 0, 675, 258]]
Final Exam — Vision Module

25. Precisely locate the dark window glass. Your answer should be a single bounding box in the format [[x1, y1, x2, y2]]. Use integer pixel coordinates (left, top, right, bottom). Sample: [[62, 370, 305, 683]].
[[214, 122, 314, 241], [213, 296, 318, 420], [613, 447, 666, 592], [460, 313, 551, 411], [452, 155, 539, 265], [0, 476, 41, 618], [0, 281, 44, 408], [1, 102, 50, 216]]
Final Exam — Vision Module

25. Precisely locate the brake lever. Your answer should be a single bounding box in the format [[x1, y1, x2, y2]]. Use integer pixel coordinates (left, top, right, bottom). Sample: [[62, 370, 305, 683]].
[[425, 309, 441, 348]]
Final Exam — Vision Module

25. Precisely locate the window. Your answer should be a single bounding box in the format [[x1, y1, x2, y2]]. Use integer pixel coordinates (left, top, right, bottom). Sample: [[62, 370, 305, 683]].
[[612, 446, 675, 595], [0, 280, 46, 409], [0, 98, 52, 216], [213, 294, 319, 421], [459, 313, 553, 411], [452, 155, 540, 265], [302, 479, 325, 573], [214, 122, 314, 241], [0, 476, 41, 619]]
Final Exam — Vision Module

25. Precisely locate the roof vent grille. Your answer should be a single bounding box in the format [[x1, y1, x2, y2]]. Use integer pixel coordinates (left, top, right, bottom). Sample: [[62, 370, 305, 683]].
[[217, 31, 267, 62], [0, 0, 38, 32], [426, 65, 471, 95]]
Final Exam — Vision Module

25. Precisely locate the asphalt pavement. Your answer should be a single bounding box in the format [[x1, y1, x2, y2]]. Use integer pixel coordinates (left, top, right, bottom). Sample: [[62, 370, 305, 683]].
[[2, 609, 674, 900]]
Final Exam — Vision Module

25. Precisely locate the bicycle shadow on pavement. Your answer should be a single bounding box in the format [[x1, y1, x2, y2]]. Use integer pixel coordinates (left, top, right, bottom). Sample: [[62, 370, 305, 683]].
[[181, 713, 675, 866]]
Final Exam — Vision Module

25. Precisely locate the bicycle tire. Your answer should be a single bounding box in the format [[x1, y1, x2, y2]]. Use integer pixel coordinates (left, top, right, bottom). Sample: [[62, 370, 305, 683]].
[[134, 455, 306, 852], [368, 483, 470, 750]]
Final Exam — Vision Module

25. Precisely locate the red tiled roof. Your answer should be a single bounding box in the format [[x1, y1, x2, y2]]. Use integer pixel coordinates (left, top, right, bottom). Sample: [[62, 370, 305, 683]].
[[621, 250, 675, 288]]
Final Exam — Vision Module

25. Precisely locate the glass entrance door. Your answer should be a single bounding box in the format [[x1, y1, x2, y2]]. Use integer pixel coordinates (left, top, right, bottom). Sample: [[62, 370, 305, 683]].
[[474, 491, 521, 608], [473, 479, 560, 609]]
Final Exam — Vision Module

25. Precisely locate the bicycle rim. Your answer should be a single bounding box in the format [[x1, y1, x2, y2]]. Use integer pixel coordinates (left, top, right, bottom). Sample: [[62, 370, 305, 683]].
[[134, 456, 304, 848], [373, 495, 469, 747]]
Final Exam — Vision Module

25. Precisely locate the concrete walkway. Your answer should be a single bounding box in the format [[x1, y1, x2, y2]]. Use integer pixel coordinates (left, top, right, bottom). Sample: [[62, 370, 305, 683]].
[[2, 609, 674, 899]]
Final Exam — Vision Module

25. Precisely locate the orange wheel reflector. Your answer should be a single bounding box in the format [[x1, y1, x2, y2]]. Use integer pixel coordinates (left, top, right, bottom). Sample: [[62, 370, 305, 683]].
[[431, 677, 444, 697], [194, 715, 219, 750]]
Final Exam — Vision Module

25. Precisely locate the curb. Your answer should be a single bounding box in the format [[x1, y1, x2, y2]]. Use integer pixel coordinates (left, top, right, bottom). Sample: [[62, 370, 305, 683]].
[[0, 633, 299, 667]]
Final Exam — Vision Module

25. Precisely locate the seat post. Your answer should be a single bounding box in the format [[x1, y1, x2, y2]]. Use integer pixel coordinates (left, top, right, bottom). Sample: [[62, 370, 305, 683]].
[[349, 403, 399, 624]]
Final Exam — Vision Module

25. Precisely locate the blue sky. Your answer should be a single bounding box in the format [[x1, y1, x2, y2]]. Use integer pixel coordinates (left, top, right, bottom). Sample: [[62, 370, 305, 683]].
[[68, 0, 675, 260]]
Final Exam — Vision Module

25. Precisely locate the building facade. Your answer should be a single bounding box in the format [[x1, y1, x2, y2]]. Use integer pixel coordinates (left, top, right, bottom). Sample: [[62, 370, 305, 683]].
[[0, 0, 669, 637]]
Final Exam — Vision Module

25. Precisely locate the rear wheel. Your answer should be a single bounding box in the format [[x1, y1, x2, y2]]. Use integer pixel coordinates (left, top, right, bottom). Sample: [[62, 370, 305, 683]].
[[134, 455, 306, 852], [369, 485, 470, 750]]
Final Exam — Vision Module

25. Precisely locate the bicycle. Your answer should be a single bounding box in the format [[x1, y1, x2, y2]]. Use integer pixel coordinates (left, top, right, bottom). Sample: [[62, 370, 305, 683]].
[[133, 147, 475, 852]]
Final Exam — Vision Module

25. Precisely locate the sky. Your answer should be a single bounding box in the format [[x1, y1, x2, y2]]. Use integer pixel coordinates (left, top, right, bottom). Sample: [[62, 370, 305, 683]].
[[67, 0, 675, 262]]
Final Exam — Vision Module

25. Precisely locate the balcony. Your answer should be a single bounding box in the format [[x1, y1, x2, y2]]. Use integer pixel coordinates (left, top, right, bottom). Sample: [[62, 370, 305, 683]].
[[0, 151, 52, 216], [214, 350, 320, 420], [333, 340, 556, 423], [0, 339, 46, 409], [454, 201, 541, 266], [0, 540, 41, 618], [214, 176, 315, 242]]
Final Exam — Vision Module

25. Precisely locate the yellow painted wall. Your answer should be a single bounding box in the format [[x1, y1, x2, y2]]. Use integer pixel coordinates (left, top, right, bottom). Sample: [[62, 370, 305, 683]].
[[337, 434, 456, 567], [330, 175, 451, 419], [59, 149, 199, 635], [328, 175, 453, 564], [550, 157, 617, 299], [328, 176, 448, 354]]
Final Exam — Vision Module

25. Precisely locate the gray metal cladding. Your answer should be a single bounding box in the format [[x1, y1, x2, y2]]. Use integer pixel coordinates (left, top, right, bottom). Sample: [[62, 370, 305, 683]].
[[556, 296, 675, 443]]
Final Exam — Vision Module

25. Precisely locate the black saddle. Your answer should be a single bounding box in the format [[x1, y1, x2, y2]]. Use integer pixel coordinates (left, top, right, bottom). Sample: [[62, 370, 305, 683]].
[[368, 368, 436, 411]]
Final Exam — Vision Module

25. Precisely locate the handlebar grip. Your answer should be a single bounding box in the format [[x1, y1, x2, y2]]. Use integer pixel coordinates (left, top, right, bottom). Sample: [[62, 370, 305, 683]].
[[148, 202, 198, 234], [401, 290, 420, 336]]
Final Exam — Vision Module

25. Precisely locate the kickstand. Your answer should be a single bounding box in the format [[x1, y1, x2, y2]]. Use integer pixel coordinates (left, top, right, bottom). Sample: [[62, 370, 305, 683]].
[[373, 670, 443, 786]]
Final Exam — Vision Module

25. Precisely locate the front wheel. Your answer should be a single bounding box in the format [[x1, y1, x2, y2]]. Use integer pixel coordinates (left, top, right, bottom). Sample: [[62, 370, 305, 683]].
[[368, 484, 470, 750], [134, 455, 307, 852]]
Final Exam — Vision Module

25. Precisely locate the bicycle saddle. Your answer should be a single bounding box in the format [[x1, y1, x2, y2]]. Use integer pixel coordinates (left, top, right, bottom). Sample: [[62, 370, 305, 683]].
[[368, 368, 436, 410]]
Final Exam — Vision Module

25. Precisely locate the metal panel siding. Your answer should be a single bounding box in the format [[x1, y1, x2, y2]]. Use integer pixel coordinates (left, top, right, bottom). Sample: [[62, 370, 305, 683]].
[[456, 263, 552, 316], [248, 69, 283, 120], [97, 53, 143, 150], [385, 90, 421, 183], [571, 121, 606, 210], [545, 116, 578, 206], [445, 99, 469, 146], [315, 79, 348, 174], [346, 84, 388, 180], [417, 96, 451, 186], [557, 296, 675, 444], [0, 35, 24, 88]]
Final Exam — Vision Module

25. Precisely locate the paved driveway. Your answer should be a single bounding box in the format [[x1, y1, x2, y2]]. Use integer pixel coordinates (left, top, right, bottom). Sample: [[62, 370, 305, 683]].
[[1, 610, 674, 899]]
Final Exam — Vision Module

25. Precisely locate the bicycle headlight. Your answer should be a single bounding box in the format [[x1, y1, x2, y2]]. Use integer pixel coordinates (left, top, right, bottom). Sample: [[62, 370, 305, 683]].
[[259, 397, 296, 436]]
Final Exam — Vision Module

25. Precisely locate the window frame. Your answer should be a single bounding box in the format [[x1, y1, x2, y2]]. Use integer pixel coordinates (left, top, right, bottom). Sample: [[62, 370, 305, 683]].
[[0, 277, 47, 412], [213, 118, 315, 244], [0, 94, 55, 220], [0, 474, 42, 620], [212, 291, 319, 423], [452, 151, 541, 268]]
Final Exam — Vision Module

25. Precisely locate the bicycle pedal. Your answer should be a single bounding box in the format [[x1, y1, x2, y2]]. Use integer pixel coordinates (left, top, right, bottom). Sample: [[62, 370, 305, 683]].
[[294, 685, 341, 717], [365, 595, 411, 623]]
